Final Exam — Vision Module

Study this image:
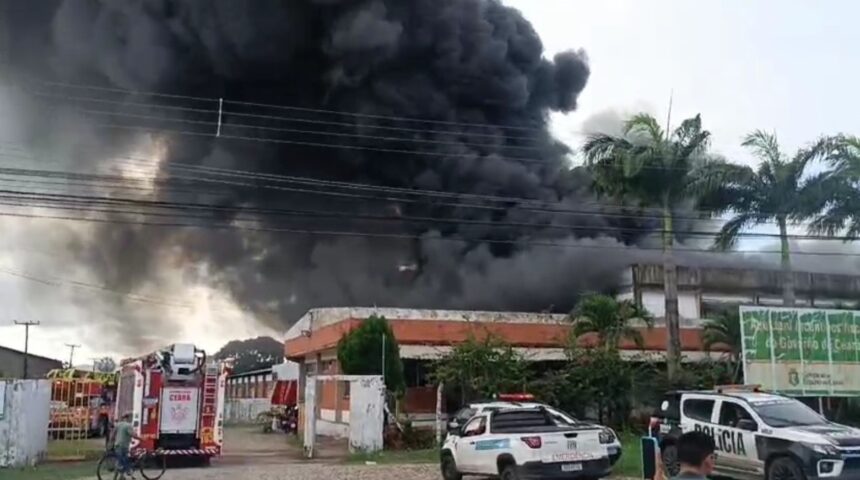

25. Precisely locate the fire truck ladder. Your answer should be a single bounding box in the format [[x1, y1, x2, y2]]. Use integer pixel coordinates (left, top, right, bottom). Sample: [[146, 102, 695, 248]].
[[201, 364, 219, 420]]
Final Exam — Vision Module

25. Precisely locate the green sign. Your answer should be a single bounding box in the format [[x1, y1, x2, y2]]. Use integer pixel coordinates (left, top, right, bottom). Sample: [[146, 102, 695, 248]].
[[740, 306, 860, 396]]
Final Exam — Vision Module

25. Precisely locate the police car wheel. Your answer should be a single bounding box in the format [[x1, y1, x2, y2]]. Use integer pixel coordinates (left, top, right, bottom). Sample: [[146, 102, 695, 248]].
[[500, 464, 520, 480], [661, 444, 681, 477], [440, 454, 462, 480], [767, 457, 806, 480]]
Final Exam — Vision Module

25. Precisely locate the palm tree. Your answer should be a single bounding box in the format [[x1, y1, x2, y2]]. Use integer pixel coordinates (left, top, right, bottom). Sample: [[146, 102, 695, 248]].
[[583, 113, 742, 379], [810, 135, 860, 239], [709, 131, 834, 306], [570, 293, 653, 350], [702, 310, 743, 382]]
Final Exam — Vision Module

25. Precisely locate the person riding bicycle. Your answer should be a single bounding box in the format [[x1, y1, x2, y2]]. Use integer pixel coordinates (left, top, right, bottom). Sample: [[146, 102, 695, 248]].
[[110, 413, 143, 479]]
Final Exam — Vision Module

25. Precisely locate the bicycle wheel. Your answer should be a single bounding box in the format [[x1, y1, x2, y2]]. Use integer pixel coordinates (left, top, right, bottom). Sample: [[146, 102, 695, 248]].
[[138, 452, 167, 480], [96, 451, 119, 480]]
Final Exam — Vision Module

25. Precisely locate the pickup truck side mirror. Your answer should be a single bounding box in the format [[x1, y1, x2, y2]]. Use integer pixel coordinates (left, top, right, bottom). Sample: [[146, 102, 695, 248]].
[[737, 419, 757, 432], [447, 420, 460, 434]]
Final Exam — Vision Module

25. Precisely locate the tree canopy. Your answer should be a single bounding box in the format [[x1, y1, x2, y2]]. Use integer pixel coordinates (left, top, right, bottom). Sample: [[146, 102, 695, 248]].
[[583, 113, 742, 379], [569, 293, 652, 350], [213, 336, 284, 374], [336, 315, 405, 393]]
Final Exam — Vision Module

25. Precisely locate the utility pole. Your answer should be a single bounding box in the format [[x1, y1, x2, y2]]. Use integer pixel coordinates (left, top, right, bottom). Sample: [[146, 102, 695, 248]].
[[13, 320, 40, 379], [65, 343, 81, 368]]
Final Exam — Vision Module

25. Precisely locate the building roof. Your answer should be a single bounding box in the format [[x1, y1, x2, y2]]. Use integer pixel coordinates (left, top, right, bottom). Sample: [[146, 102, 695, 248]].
[[283, 307, 717, 360], [628, 264, 860, 297], [0, 344, 64, 364]]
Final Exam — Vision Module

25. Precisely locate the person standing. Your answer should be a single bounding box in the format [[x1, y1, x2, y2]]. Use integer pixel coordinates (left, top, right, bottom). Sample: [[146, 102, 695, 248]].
[[671, 431, 717, 480], [110, 413, 142, 479]]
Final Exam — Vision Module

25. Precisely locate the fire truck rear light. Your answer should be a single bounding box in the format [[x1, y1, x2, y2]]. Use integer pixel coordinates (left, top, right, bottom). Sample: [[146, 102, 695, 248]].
[[521, 436, 542, 449]]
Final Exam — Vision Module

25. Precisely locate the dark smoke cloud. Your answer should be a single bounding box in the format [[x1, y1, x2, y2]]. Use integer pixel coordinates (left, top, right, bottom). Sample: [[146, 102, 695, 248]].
[[1, 0, 672, 350]]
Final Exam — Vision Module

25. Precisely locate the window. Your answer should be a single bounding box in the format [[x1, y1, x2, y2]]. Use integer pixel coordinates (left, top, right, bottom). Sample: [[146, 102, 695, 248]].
[[683, 399, 715, 422], [454, 407, 476, 423], [462, 416, 486, 437], [750, 400, 826, 427], [719, 402, 756, 429]]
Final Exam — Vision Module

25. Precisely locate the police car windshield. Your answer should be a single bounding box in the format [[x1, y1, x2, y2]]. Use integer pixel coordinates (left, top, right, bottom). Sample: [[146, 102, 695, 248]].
[[750, 400, 826, 427]]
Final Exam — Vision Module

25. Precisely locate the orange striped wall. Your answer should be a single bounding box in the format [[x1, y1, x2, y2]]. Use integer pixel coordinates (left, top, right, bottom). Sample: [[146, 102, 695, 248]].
[[286, 317, 717, 360]]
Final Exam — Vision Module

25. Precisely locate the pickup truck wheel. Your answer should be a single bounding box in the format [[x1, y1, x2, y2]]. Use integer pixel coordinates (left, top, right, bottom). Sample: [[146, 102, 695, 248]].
[[441, 454, 462, 480], [767, 457, 806, 480], [500, 464, 521, 480], [661, 444, 680, 477]]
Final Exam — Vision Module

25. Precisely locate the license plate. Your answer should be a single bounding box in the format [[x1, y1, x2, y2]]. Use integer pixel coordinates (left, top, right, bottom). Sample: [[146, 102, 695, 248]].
[[561, 463, 583, 472]]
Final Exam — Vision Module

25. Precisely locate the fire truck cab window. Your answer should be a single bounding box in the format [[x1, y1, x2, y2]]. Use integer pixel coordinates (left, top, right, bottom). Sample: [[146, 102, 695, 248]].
[[683, 399, 715, 422]]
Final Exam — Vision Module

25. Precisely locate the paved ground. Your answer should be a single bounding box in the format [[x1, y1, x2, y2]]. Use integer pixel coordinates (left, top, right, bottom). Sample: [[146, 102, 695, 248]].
[[217, 425, 349, 465], [151, 464, 440, 480]]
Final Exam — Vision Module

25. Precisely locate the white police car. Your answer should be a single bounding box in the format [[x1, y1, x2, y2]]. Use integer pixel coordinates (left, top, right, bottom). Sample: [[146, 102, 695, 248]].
[[441, 397, 621, 480], [650, 386, 860, 480]]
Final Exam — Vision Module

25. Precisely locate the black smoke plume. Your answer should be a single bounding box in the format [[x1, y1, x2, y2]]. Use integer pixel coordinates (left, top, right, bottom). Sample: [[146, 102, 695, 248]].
[[1, 0, 657, 348]]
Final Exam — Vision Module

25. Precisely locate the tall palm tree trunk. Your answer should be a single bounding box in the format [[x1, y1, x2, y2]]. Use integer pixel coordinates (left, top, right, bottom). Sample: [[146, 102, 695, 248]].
[[663, 202, 682, 381], [777, 217, 796, 306]]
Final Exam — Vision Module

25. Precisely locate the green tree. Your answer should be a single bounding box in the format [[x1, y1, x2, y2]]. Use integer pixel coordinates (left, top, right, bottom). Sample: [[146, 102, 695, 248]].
[[709, 131, 835, 306], [431, 334, 528, 405], [337, 315, 405, 393], [214, 336, 285, 374], [583, 113, 740, 379], [701, 310, 743, 382], [810, 135, 860, 239], [569, 293, 652, 350]]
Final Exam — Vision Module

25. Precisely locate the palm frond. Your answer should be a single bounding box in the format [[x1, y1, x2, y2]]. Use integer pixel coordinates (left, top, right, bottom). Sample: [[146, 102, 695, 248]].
[[742, 130, 782, 164], [624, 113, 664, 144], [713, 213, 756, 250]]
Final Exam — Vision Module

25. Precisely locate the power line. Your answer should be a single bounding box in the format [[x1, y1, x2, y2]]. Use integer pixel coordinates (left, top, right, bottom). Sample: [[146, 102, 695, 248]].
[[0, 143, 814, 229], [27, 90, 542, 142], [29, 78, 550, 132], [22, 85, 728, 173], [0, 187, 852, 242], [0, 266, 194, 309], [0, 204, 858, 257]]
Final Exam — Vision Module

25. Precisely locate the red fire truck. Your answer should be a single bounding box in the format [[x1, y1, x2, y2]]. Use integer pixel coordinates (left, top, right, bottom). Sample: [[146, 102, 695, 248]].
[[115, 344, 231, 460], [47, 369, 117, 438]]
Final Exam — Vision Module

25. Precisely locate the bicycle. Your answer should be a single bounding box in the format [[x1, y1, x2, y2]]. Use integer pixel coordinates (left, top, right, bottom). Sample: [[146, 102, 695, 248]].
[[97, 448, 167, 480]]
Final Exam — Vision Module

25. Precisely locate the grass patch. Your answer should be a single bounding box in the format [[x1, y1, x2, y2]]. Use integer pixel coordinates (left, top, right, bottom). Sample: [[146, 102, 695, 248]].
[[613, 431, 644, 478], [47, 438, 105, 461], [1, 461, 97, 480], [348, 448, 438, 465]]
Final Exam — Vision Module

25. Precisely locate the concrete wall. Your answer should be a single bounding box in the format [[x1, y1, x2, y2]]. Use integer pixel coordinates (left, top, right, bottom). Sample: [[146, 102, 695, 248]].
[[0, 347, 63, 379], [224, 398, 271, 424], [0, 380, 51, 468], [303, 375, 383, 457]]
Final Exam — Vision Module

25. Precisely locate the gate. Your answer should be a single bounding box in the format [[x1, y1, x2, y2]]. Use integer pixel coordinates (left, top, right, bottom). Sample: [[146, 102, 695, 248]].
[[46, 374, 113, 461]]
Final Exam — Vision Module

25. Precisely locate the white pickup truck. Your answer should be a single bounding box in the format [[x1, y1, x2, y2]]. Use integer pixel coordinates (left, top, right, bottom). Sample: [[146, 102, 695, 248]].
[[440, 406, 622, 480]]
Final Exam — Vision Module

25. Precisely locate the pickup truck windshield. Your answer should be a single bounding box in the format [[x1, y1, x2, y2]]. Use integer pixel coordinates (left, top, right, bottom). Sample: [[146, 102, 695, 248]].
[[750, 400, 827, 427]]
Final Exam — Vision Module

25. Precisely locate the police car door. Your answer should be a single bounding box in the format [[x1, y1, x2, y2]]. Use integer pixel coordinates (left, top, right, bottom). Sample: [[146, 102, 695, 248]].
[[455, 415, 488, 473], [714, 399, 763, 475]]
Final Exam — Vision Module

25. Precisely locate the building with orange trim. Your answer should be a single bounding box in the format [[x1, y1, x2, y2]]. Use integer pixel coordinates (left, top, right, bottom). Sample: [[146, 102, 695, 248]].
[[284, 264, 860, 427]]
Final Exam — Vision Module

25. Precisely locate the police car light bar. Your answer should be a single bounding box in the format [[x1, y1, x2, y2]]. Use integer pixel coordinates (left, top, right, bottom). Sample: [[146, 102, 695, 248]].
[[497, 393, 535, 401], [715, 384, 761, 393]]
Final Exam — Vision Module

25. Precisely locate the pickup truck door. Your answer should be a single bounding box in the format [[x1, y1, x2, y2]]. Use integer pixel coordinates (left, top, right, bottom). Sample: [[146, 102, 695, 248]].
[[713, 399, 764, 475], [455, 415, 488, 473]]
